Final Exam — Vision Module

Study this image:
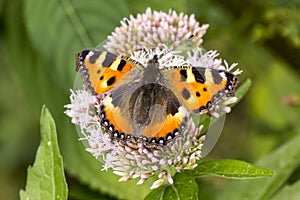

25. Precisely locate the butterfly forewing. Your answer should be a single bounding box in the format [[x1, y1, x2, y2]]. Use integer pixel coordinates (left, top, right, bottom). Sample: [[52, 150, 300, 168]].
[[76, 50, 134, 95], [161, 66, 239, 114]]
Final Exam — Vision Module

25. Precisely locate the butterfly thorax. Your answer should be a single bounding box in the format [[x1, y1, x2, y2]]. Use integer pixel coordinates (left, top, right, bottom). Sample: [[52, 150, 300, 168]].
[[142, 56, 162, 83]]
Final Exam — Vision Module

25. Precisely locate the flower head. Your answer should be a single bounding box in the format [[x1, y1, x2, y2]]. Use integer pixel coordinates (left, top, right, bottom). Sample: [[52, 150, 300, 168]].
[[65, 7, 242, 189], [104, 7, 209, 55]]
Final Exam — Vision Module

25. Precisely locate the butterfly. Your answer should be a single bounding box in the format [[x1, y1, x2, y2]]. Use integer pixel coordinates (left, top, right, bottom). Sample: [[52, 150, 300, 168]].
[[76, 50, 239, 145]]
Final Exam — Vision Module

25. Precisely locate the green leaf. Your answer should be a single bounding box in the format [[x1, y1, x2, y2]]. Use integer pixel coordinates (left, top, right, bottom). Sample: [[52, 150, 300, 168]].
[[188, 159, 274, 179], [20, 106, 68, 200], [217, 133, 300, 200], [145, 173, 198, 200], [4, 0, 40, 109], [147, 160, 268, 200], [24, 0, 129, 87], [234, 78, 252, 102], [147, 160, 272, 200], [144, 187, 165, 200], [271, 180, 300, 200]]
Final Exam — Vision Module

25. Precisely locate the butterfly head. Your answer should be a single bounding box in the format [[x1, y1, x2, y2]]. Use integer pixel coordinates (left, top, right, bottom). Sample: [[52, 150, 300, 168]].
[[147, 54, 159, 65]]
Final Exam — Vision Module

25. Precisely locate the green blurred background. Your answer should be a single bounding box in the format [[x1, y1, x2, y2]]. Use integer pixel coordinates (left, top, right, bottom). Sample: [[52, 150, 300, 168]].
[[0, 0, 299, 199]]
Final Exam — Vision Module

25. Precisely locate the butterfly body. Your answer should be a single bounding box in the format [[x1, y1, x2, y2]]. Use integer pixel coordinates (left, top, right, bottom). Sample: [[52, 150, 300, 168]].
[[76, 50, 239, 145]]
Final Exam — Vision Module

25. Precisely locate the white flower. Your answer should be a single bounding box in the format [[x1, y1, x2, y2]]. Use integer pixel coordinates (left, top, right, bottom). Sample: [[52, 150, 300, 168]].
[[104, 7, 209, 55]]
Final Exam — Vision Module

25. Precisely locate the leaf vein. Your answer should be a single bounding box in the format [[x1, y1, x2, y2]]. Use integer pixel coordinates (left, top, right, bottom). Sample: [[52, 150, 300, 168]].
[[59, 0, 93, 47]]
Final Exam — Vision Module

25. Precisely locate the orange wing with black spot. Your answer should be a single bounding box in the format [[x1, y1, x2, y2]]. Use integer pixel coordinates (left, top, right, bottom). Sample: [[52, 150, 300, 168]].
[[162, 67, 239, 114], [76, 50, 139, 95]]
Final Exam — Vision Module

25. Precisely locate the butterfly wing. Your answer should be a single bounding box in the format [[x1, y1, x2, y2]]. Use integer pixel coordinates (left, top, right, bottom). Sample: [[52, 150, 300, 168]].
[[76, 50, 142, 95], [161, 67, 239, 114]]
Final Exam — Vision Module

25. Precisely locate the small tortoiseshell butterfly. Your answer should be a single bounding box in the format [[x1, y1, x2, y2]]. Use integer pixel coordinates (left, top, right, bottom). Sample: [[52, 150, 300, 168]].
[[76, 50, 239, 145]]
